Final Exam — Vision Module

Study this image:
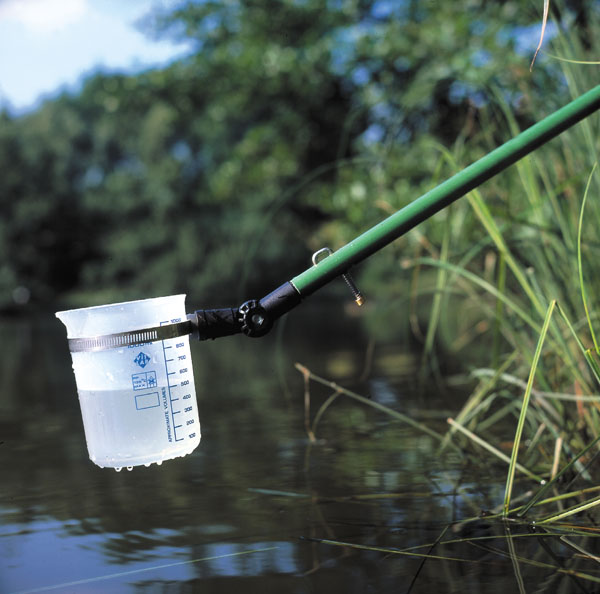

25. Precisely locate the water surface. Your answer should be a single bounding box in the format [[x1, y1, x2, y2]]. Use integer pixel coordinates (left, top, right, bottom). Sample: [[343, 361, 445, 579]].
[[1, 306, 596, 592]]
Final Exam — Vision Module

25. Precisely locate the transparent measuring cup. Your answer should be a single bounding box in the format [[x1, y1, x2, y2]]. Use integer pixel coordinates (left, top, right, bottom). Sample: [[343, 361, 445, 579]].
[[56, 295, 200, 470]]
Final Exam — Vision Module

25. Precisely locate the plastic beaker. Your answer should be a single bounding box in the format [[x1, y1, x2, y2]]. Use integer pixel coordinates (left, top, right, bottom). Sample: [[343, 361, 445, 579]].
[[56, 295, 200, 470]]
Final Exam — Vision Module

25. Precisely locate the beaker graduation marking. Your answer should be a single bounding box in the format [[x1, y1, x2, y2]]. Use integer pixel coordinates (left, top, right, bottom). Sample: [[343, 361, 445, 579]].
[[160, 318, 197, 444]]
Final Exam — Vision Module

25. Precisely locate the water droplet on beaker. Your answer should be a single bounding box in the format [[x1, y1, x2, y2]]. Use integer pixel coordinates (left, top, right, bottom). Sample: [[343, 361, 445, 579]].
[[115, 467, 122, 472], [156, 460, 162, 466], [144, 463, 151, 467], [126, 466, 133, 472]]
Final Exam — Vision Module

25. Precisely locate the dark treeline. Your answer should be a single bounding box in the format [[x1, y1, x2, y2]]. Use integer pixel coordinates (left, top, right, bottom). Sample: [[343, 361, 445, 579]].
[[0, 0, 595, 311]]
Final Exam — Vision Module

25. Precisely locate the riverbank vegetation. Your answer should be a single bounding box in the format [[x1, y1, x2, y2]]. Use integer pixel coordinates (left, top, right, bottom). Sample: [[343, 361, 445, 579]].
[[1, 1, 595, 311]]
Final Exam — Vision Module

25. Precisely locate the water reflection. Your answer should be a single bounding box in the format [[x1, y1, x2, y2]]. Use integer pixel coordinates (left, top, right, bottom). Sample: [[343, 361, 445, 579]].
[[2, 307, 592, 592]]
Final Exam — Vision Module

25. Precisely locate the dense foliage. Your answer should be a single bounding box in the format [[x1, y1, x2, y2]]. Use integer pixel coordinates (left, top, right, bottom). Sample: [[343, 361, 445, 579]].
[[0, 0, 597, 314]]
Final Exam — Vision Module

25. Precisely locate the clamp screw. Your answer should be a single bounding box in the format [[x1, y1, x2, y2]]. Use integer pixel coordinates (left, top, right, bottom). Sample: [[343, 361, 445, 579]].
[[312, 247, 365, 307], [238, 300, 272, 337], [341, 271, 364, 306]]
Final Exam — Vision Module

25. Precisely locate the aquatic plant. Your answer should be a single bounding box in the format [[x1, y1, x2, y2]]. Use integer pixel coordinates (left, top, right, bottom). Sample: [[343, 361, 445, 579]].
[[294, 16, 600, 589]]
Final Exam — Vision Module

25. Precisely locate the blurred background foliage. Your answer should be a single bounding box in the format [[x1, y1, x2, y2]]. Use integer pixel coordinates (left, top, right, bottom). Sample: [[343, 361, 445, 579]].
[[0, 0, 598, 327]]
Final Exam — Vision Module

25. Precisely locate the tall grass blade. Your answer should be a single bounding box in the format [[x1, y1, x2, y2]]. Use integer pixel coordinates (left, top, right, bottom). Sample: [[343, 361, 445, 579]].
[[471, 369, 600, 402], [248, 488, 310, 498], [447, 418, 542, 481], [519, 434, 600, 517], [295, 363, 456, 447], [551, 436, 563, 480], [420, 209, 451, 385], [585, 349, 600, 388], [530, 0, 550, 70], [476, 399, 521, 433], [577, 162, 599, 352], [538, 493, 600, 524], [466, 190, 545, 319], [560, 536, 600, 565], [467, 539, 600, 584], [440, 352, 518, 452], [557, 302, 600, 388], [544, 53, 600, 65], [17, 547, 279, 594], [459, 485, 600, 519], [493, 252, 507, 369], [406, 524, 451, 594], [311, 391, 341, 437], [300, 365, 316, 443], [300, 536, 474, 562], [505, 522, 526, 594], [417, 257, 541, 333], [503, 300, 556, 517]]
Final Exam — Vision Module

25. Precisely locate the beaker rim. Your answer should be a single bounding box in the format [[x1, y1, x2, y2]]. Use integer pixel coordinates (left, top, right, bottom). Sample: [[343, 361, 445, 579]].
[[56, 294, 186, 318]]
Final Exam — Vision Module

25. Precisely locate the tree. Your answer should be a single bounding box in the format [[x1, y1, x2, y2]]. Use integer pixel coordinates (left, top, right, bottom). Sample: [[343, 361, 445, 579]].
[[1, 0, 594, 310]]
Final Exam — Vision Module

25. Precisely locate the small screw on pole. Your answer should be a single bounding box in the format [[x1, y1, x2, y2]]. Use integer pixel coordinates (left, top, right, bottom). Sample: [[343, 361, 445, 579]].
[[341, 271, 364, 306], [312, 247, 365, 307]]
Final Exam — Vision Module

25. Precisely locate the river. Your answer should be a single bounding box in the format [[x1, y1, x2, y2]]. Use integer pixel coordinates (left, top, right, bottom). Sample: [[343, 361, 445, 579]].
[[0, 303, 590, 592]]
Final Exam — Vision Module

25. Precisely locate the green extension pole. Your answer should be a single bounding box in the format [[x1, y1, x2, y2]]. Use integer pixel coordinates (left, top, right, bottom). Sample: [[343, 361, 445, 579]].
[[189, 84, 600, 340], [291, 84, 600, 298]]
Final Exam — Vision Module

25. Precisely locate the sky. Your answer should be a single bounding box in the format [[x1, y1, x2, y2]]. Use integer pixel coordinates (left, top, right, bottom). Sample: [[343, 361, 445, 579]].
[[0, 0, 192, 114]]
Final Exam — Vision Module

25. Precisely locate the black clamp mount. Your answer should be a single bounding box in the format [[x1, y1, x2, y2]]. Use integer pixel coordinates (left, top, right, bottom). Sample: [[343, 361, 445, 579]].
[[187, 281, 302, 341], [188, 247, 364, 341]]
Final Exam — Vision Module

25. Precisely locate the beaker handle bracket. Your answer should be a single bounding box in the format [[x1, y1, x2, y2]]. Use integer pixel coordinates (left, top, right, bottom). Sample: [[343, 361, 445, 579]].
[[189, 281, 302, 341]]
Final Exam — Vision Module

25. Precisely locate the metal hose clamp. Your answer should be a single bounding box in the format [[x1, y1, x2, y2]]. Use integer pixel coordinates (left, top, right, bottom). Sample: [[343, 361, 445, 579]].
[[68, 320, 194, 353]]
